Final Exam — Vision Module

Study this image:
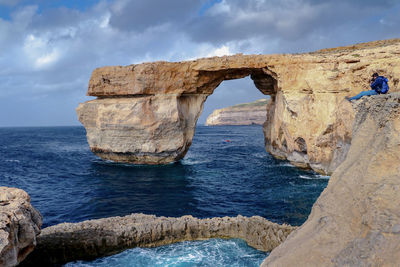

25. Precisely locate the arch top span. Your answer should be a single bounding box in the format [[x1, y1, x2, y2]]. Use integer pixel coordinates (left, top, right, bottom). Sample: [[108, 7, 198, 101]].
[[87, 54, 283, 97]]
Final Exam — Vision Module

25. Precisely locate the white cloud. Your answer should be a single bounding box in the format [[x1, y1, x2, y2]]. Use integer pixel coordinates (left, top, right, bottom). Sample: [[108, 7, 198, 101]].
[[24, 34, 61, 69], [207, 0, 231, 15], [206, 45, 233, 57]]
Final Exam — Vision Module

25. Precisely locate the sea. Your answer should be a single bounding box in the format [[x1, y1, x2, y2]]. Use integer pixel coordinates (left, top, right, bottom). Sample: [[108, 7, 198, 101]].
[[0, 125, 329, 266]]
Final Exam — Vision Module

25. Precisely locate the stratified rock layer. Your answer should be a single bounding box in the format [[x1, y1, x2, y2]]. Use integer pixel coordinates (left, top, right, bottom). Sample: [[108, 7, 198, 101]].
[[77, 39, 400, 174], [0, 187, 42, 267], [262, 93, 400, 266], [22, 214, 295, 266], [205, 99, 268, 126]]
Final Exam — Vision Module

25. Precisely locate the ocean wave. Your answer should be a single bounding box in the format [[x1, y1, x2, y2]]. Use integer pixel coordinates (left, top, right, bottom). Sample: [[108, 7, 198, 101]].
[[299, 174, 330, 180], [181, 158, 212, 165], [279, 162, 296, 168], [65, 239, 267, 267], [5, 159, 20, 163], [253, 152, 268, 159], [44, 142, 88, 153]]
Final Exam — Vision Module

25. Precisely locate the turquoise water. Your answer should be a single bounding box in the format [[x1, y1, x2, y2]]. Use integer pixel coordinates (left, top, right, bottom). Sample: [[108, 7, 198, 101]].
[[65, 239, 269, 267]]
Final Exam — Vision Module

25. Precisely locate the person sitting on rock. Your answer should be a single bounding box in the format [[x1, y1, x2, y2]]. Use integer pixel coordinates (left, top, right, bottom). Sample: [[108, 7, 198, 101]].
[[346, 73, 389, 102]]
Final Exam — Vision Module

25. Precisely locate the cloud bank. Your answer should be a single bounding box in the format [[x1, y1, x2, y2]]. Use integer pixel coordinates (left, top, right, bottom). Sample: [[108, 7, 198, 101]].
[[0, 0, 399, 126]]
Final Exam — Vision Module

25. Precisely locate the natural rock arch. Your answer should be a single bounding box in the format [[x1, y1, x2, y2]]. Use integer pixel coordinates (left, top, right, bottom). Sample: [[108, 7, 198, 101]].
[[77, 61, 279, 165], [77, 40, 400, 174]]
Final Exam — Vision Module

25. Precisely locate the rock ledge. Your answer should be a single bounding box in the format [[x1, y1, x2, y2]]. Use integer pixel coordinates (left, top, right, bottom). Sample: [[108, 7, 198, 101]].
[[22, 213, 295, 266]]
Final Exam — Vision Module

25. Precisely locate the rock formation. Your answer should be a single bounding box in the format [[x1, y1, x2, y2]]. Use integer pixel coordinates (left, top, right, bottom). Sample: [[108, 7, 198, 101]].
[[0, 187, 42, 267], [262, 93, 400, 266], [205, 98, 268, 126], [77, 38, 400, 173], [21, 214, 295, 266]]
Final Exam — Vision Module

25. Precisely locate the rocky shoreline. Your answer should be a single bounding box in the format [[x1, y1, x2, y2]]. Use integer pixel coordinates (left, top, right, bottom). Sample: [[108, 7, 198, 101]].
[[20, 214, 294, 266]]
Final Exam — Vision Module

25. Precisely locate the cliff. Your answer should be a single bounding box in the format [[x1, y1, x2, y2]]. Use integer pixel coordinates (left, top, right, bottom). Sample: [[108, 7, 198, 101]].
[[262, 93, 400, 266], [0, 187, 42, 267], [77, 38, 400, 173], [205, 99, 268, 126], [21, 214, 295, 266]]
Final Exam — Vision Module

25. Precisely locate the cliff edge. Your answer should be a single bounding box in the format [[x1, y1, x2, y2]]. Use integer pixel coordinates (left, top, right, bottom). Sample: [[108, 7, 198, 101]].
[[262, 92, 400, 266], [205, 99, 269, 126]]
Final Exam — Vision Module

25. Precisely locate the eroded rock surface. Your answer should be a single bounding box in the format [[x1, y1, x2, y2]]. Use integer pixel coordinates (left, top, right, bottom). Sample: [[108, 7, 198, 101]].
[[262, 93, 400, 266], [0, 187, 42, 267], [77, 39, 400, 174], [205, 99, 268, 126], [21, 214, 295, 266]]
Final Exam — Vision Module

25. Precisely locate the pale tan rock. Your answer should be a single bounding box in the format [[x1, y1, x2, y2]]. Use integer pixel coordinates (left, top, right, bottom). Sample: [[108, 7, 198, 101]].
[[77, 39, 400, 174], [262, 92, 400, 267], [77, 94, 206, 164], [0, 187, 42, 267], [205, 99, 268, 126], [21, 213, 295, 266]]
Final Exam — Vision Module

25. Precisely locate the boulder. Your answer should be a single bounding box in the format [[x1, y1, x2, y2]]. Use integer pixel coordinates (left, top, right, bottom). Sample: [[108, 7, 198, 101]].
[[0, 187, 42, 267]]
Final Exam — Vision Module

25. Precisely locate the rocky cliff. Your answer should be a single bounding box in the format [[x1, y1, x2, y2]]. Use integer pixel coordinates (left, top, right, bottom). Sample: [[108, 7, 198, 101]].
[[262, 93, 400, 266], [0, 187, 42, 267], [22, 214, 295, 266], [205, 99, 268, 126], [77, 38, 400, 173]]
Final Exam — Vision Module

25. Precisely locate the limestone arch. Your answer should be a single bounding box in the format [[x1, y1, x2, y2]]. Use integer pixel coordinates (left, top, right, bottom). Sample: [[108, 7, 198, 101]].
[[77, 65, 280, 166]]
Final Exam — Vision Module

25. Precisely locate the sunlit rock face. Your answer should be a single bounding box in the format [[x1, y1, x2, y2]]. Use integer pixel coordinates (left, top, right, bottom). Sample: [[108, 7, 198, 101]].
[[0, 187, 42, 267], [77, 39, 400, 173], [262, 93, 400, 267], [205, 99, 269, 126]]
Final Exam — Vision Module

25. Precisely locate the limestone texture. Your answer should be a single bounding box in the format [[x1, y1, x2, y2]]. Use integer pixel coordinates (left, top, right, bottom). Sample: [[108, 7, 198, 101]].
[[21, 213, 295, 266], [77, 38, 400, 174], [205, 98, 268, 126], [262, 93, 400, 267], [0, 187, 42, 267]]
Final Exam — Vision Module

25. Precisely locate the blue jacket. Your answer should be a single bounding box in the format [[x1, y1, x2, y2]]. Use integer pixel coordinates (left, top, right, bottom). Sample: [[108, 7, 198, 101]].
[[371, 76, 389, 94]]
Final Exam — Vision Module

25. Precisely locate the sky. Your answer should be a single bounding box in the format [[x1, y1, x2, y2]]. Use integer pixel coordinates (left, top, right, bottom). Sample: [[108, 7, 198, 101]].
[[0, 0, 400, 126]]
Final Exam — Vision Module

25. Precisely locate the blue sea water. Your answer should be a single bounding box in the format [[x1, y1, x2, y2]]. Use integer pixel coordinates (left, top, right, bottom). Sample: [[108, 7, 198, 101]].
[[0, 125, 328, 266], [65, 239, 268, 267]]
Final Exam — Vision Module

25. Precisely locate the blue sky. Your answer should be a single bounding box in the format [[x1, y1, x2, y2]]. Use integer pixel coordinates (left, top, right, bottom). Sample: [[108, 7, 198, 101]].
[[0, 0, 399, 126]]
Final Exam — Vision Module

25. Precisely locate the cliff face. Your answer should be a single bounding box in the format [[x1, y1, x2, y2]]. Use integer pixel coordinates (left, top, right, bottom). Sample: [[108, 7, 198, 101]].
[[262, 93, 400, 266], [0, 187, 42, 267], [205, 99, 268, 126], [77, 39, 400, 173]]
